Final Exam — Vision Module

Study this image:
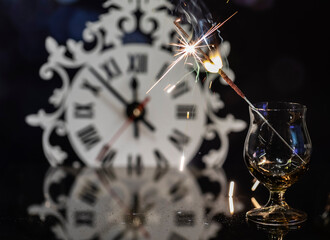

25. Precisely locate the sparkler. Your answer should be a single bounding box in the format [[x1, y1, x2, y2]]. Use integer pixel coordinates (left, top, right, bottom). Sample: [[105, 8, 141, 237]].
[[151, 10, 306, 164]]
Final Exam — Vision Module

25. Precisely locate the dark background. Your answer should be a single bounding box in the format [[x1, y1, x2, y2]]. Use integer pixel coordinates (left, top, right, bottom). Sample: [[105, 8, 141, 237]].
[[0, 0, 329, 239]]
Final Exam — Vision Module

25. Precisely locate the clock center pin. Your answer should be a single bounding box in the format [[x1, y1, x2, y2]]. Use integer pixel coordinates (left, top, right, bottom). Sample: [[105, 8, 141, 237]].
[[126, 102, 146, 121], [133, 108, 142, 117]]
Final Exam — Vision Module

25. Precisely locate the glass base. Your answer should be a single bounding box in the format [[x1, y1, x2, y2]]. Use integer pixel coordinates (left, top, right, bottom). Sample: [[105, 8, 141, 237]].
[[246, 205, 307, 226]]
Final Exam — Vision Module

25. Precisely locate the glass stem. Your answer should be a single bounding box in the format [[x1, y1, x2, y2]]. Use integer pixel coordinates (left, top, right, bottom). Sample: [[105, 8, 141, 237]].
[[266, 190, 289, 208]]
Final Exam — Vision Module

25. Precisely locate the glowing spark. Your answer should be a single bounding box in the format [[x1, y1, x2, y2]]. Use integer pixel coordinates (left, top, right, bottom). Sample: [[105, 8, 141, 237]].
[[164, 84, 171, 92], [193, 11, 238, 54], [258, 158, 268, 165], [209, 80, 213, 89], [147, 54, 186, 94], [228, 181, 235, 215], [185, 45, 196, 55], [187, 111, 190, 119], [146, 12, 238, 94], [179, 153, 185, 171], [166, 85, 176, 93], [251, 197, 261, 208], [251, 179, 260, 191]]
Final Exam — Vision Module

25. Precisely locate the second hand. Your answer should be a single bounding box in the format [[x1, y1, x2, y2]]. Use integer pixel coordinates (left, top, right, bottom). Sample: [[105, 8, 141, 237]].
[[96, 97, 151, 162]]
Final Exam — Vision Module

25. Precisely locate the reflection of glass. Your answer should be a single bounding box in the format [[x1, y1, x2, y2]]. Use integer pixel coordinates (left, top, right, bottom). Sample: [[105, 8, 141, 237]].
[[244, 102, 312, 225], [248, 219, 303, 240]]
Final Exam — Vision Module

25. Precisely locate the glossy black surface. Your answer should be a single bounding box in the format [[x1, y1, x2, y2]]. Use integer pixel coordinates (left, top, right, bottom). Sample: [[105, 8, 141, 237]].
[[0, 0, 329, 239]]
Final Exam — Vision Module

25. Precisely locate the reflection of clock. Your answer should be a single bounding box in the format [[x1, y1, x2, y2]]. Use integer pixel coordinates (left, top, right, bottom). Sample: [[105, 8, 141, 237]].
[[66, 45, 207, 168], [29, 167, 207, 240]]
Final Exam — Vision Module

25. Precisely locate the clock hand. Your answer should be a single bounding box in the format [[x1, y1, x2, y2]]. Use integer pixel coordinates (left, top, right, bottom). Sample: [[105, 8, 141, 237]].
[[131, 77, 139, 138], [96, 97, 151, 162], [131, 76, 138, 102], [141, 118, 155, 131], [90, 67, 128, 106], [132, 192, 139, 214]]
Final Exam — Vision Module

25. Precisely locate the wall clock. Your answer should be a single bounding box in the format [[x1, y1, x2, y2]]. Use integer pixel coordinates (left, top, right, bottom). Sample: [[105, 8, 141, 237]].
[[25, 0, 246, 170], [65, 44, 207, 168]]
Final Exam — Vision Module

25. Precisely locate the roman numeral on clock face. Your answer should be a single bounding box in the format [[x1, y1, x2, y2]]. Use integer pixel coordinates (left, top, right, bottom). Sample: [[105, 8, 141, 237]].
[[127, 154, 143, 176], [101, 149, 117, 166], [175, 211, 195, 226], [154, 149, 169, 181], [128, 53, 148, 73], [81, 80, 100, 96], [169, 180, 188, 202], [76, 125, 101, 150], [156, 62, 170, 80], [74, 211, 95, 226], [176, 105, 196, 120], [74, 103, 94, 118], [168, 129, 190, 152], [79, 180, 100, 206], [101, 57, 122, 80], [171, 81, 190, 99]]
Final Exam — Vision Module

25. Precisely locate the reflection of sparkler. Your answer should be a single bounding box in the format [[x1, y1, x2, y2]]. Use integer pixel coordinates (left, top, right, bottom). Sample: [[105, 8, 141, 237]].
[[251, 179, 260, 191], [251, 197, 261, 208], [228, 181, 235, 215]]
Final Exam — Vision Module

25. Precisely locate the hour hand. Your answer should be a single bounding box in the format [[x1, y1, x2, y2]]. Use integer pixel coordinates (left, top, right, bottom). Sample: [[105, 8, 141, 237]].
[[141, 118, 155, 132], [89, 67, 128, 106]]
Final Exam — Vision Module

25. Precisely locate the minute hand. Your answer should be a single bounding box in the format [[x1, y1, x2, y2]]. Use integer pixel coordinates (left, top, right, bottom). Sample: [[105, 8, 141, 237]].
[[89, 67, 128, 106]]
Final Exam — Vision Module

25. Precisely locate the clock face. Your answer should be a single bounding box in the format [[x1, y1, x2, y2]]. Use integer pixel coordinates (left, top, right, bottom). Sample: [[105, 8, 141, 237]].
[[65, 45, 207, 168]]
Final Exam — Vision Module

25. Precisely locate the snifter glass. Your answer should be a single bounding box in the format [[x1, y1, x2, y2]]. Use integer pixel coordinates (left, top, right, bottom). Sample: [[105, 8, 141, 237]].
[[244, 102, 312, 225]]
